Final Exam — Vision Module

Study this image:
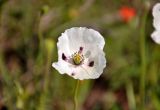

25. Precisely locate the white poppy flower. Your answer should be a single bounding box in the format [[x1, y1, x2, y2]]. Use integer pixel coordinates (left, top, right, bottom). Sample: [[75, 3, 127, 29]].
[[152, 3, 160, 19], [52, 27, 106, 80], [151, 3, 160, 44]]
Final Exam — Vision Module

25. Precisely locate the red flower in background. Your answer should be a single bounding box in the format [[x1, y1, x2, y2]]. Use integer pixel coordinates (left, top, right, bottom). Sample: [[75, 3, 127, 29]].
[[119, 6, 136, 22]]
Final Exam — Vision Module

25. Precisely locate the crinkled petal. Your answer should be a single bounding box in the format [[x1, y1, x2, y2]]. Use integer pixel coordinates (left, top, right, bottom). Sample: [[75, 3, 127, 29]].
[[65, 27, 105, 53], [152, 3, 160, 19], [82, 28, 105, 50], [151, 31, 160, 44]]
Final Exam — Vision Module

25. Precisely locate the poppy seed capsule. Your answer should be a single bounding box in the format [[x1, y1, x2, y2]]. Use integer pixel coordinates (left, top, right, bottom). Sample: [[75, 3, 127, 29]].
[[72, 52, 84, 65]]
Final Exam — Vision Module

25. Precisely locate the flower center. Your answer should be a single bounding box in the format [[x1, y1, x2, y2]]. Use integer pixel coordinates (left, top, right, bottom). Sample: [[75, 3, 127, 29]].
[[72, 52, 84, 65]]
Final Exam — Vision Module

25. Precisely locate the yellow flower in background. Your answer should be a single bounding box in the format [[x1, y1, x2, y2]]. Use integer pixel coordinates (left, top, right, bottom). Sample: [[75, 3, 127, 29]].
[[52, 27, 106, 80]]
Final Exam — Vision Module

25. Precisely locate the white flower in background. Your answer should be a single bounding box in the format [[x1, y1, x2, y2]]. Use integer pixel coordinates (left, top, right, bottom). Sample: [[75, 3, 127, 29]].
[[151, 3, 160, 44], [52, 27, 106, 80]]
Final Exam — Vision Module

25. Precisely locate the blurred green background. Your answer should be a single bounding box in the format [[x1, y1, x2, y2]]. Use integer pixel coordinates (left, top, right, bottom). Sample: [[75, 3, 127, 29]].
[[0, 0, 160, 110]]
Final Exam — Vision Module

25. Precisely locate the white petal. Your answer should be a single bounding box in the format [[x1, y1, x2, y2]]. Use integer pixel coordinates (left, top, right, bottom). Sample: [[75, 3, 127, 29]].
[[72, 49, 106, 80], [52, 60, 73, 74], [153, 18, 160, 30], [152, 3, 160, 19], [86, 50, 106, 79], [95, 50, 106, 75], [82, 28, 105, 50], [65, 27, 105, 53], [151, 31, 160, 44], [57, 33, 71, 60]]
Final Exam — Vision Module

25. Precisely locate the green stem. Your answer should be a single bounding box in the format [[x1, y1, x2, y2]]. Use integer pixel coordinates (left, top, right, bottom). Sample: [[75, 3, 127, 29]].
[[37, 16, 48, 110], [74, 80, 80, 110], [44, 51, 52, 91], [139, 7, 148, 110], [126, 80, 136, 110], [37, 13, 44, 64], [38, 28, 44, 54]]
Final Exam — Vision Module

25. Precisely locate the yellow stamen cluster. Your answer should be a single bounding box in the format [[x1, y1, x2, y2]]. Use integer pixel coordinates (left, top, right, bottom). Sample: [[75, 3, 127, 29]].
[[72, 52, 84, 65]]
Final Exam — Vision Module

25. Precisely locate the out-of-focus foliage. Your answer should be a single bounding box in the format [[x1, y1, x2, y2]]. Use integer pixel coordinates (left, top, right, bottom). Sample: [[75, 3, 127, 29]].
[[0, 0, 160, 110]]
